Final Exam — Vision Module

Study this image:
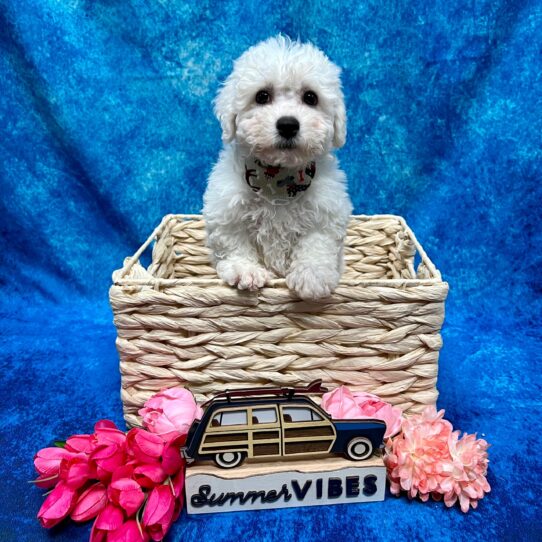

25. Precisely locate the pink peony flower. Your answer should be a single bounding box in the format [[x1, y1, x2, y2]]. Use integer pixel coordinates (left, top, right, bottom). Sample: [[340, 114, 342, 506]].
[[139, 387, 203, 442], [384, 406, 491, 512], [320, 385, 361, 418], [108, 478, 145, 517], [142, 485, 176, 541], [321, 385, 403, 438], [385, 407, 452, 501], [70, 482, 107, 522], [37, 481, 78, 528], [442, 431, 491, 512]]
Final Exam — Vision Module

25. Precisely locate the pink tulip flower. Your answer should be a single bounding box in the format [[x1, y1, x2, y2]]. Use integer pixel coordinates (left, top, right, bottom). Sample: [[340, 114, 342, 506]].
[[92, 421, 127, 451], [108, 478, 145, 517], [37, 481, 78, 528], [171, 470, 186, 522], [95, 420, 120, 431], [34, 447, 76, 477], [59, 453, 91, 490], [142, 485, 176, 541], [91, 503, 124, 542], [139, 388, 202, 442], [133, 463, 167, 489], [108, 520, 150, 542], [161, 434, 186, 476], [65, 434, 95, 454], [111, 461, 137, 483], [90, 424, 127, 482], [171, 469, 185, 499], [90, 526, 107, 542], [70, 482, 107, 522], [126, 428, 164, 464], [321, 385, 404, 438]]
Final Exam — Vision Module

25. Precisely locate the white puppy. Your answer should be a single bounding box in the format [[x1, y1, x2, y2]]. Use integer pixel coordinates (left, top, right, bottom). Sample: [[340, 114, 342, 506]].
[[203, 36, 352, 300]]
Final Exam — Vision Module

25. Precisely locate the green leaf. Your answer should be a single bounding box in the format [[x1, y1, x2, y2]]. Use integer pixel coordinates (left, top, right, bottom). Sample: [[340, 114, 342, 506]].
[[53, 440, 66, 448]]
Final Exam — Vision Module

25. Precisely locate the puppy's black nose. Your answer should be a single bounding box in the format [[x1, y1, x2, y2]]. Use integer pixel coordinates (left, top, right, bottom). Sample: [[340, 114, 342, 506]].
[[276, 116, 300, 139]]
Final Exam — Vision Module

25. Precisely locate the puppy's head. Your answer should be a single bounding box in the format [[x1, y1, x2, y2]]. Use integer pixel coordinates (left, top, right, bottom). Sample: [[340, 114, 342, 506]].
[[215, 35, 346, 168]]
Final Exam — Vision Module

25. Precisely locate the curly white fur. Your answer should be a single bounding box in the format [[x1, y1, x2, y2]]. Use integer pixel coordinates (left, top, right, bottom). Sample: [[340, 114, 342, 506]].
[[203, 36, 353, 300]]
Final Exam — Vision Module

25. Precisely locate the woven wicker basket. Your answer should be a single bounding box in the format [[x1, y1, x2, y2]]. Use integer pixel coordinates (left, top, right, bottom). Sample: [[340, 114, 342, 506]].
[[110, 214, 448, 427]]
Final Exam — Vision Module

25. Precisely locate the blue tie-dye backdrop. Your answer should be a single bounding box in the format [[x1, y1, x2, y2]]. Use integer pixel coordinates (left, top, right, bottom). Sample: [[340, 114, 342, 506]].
[[1, 1, 540, 540]]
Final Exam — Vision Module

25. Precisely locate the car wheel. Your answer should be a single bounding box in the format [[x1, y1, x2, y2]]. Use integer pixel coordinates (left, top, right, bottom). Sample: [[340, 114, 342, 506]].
[[214, 451, 245, 469], [346, 437, 373, 461]]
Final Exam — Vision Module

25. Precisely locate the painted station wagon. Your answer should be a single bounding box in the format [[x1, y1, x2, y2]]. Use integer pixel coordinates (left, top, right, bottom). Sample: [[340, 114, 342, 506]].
[[182, 381, 386, 469]]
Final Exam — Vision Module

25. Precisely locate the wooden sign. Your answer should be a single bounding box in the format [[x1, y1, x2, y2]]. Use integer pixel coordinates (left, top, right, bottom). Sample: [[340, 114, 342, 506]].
[[185, 454, 386, 514]]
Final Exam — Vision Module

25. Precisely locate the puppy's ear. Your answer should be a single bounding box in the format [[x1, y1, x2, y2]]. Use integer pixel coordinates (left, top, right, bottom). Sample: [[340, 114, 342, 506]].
[[333, 93, 347, 148], [214, 77, 237, 144]]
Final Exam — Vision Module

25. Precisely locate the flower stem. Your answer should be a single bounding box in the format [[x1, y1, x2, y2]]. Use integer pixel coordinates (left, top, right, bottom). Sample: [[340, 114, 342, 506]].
[[28, 475, 58, 484]]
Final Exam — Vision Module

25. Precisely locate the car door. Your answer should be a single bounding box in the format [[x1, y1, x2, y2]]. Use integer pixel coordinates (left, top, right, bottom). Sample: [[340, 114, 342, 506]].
[[198, 407, 250, 457], [280, 404, 336, 456], [249, 405, 282, 458]]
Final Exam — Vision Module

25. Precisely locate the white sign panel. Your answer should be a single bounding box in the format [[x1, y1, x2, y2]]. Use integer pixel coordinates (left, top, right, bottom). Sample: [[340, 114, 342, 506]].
[[186, 462, 386, 514]]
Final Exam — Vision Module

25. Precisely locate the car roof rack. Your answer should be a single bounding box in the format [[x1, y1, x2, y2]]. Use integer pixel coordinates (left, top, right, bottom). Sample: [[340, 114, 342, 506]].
[[201, 380, 328, 407]]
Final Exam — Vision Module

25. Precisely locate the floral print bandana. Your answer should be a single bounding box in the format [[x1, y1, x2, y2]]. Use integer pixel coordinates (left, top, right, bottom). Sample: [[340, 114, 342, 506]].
[[244, 157, 316, 205]]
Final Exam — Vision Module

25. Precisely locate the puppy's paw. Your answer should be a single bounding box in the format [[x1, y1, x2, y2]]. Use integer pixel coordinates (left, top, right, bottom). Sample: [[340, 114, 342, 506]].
[[286, 264, 340, 300], [217, 260, 271, 291]]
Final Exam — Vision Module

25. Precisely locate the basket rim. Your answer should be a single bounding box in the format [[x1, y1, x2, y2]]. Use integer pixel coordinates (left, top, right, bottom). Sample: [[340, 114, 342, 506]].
[[112, 213, 446, 288]]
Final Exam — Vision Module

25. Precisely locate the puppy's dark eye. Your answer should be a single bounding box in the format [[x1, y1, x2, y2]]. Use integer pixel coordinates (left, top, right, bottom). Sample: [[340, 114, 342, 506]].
[[303, 90, 318, 106], [255, 90, 271, 104]]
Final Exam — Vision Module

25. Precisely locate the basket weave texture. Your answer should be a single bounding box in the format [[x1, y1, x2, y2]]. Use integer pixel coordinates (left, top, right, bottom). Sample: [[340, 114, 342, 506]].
[[110, 214, 448, 427]]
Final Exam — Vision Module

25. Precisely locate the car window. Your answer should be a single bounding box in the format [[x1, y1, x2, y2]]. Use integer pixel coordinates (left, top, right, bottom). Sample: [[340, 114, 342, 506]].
[[282, 407, 323, 423], [252, 408, 277, 424], [211, 410, 247, 427]]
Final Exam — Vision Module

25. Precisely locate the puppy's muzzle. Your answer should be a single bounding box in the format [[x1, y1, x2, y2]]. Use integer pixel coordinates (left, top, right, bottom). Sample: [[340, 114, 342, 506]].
[[276, 116, 300, 140]]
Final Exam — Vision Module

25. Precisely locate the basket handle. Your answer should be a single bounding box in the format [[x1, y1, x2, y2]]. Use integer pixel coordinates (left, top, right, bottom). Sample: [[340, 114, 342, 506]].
[[117, 215, 174, 280], [397, 216, 441, 280]]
